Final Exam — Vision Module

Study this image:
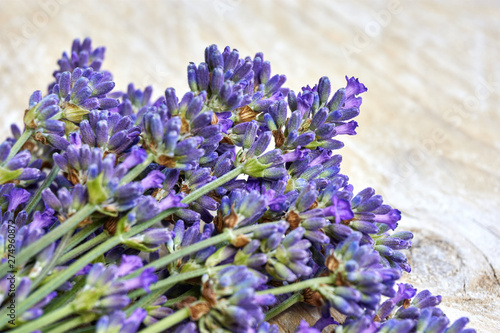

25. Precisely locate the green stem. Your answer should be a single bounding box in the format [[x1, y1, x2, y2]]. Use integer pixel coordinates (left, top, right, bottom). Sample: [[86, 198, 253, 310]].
[[44, 276, 85, 313], [162, 288, 198, 307], [126, 266, 228, 319], [2, 129, 33, 166], [119, 153, 155, 185], [58, 231, 108, 264], [139, 306, 190, 333], [181, 165, 243, 203], [256, 276, 334, 296], [9, 304, 73, 333], [31, 230, 73, 290], [265, 292, 304, 321], [68, 326, 95, 333], [0, 203, 97, 279], [25, 166, 59, 214], [126, 287, 167, 317], [64, 220, 103, 253], [42, 313, 96, 333]]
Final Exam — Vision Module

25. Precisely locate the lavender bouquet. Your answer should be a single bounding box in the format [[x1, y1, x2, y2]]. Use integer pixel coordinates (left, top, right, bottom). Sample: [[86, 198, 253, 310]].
[[0, 38, 475, 333]]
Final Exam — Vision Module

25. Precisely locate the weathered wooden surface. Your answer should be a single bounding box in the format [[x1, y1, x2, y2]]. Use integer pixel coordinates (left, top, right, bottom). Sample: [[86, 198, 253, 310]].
[[0, 0, 498, 331]]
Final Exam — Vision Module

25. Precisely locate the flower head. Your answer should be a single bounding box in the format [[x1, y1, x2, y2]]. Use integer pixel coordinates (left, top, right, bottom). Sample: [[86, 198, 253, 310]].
[[76, 255, 157, 313], [52, 67, 118, 128], [197, 265, 275, 332], [95, 308, 147, 333], [53, 37, 107, 78], [0, 144, 42, 184]]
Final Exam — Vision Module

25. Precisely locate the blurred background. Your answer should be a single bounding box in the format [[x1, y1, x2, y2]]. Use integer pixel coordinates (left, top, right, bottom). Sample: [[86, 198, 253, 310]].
[[0, 0, 499, 331]]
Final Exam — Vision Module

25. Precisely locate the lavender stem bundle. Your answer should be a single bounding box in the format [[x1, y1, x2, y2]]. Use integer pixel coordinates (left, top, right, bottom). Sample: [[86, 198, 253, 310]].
[[0, 38, 475, 333]]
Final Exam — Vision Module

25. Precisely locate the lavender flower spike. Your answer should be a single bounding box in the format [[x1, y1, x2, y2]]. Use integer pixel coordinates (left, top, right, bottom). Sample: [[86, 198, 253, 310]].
[[95, 308, 147, 333], [52, 67, 118, 125], [0, 145, 41, 184], [75, 255, 157, 313]]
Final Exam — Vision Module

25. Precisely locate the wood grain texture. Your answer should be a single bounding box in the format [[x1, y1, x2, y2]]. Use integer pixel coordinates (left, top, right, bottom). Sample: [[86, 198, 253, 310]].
[[0, 0, 498, 331]]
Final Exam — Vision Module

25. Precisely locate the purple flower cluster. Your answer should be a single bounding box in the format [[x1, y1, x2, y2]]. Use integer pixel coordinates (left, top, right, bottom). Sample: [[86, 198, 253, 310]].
[[75, 255, 157, 312], [0, 39, 475, 333], [197, 266, 276, 332], [335, 285, 475, 333]]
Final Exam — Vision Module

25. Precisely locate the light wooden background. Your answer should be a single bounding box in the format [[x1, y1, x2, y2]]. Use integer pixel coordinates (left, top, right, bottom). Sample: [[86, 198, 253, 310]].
[[0, 1, 498, 331]]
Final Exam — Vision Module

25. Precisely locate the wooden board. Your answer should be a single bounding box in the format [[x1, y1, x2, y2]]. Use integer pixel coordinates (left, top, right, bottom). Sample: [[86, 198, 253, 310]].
[[0, 0, 498, 331]]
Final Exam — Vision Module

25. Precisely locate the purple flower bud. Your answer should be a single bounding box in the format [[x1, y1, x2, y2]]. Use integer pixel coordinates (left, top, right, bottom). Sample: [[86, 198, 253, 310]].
[[327, 89, 346, 113], [253, 222, 288, 239], [44, 133, 70, 150], [252, 98, 274, 112], [185, 93, 205, 121], [207, 46, 223, 70], [162, 88, 177, 115], [225, 49, 239, 72], [243, 121, 259, 149], [232, 60, 253, 83], [302, 217, 328, 230], [310, 107, 328, 131], [126, 197, 157, 225], [334, 121, 358, 136], [98, 309, 148, 333], [316, 138, 343, 150], [265, 233, 284, 252], [189, 111, 212, 131], [351, 221, 379, 234], [107, 131, 128, 151], [4, 188, 30, 212], [373, 209, 401, 230], [257, 149, 282, 165], [196, 63, 209, 91], [315, 123, 335, 140], [264, 74, 286, 96], [196, 195, 218, 211], [141, 170, 166, 191], [0, 142, 10, 163], [121, 147, 147, 170], [286, 111, 302, 135], [344, 76, 367, 98], [96, 120, 109, 147], [93, 81, 115, 96], [187, 63, 198, 93], [175, 208, 200, 224], [259, 60, 271, 84], [42, 189, 62, 211], [29, 90, 43, 108], [159, 191, 186, 211], [305, 230, 330, 244], [173, 322, 197, 333], [262, 167, 287, 180], [247, 131, 272, 158], [318, 77, 331, 105], [291, 132, 315, 149], [351, 187, 375, 209], [336, 107, 360, 121], [5, 150, 30, 170], [115, 255, 143, 278], [268, 261, 297, 281], [219, 80, 234, 104], [142, 228, 173, 245], [210, 67, 224, 96], [98, 295, 130, 310]]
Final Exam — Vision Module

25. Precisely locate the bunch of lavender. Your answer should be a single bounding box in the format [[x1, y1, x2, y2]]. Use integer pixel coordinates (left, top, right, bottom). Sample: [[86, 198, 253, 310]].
[[0, 38, 475, 333]]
